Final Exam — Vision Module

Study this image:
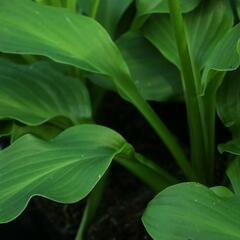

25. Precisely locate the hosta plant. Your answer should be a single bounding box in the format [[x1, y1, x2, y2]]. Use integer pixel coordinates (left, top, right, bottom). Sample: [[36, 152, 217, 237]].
[[1, 0, 240, 239]]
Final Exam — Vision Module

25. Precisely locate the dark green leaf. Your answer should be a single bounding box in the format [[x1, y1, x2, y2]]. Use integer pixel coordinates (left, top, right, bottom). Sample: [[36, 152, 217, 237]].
[[117, 33, 182, 101], [217, 69, 240, 136], [227, 157, 240, 195], [79, 0, 133, 37], [90, 33, 183, 101], [0, 58, 91, 125], [219, 138, 240, 155], [0, 124, 132, 223], [143, 182, 240, 240]]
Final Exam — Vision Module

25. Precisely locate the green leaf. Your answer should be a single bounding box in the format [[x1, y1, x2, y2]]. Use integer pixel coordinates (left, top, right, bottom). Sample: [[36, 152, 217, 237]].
[[217, 69, 240, 136], [210, 186, 234, 198], [219, 138, 240, 155], [10, 122, 63, 142], [143, 182, 240, 240], [0, 58, 91, 125], [227, 157, 240, 195], [79, 0, 133, 37], [118, 33, 182, 101], [0, 0, 129, 77], [0, 0, 146, 114], [206, 24, 240, 72], [0, 124, 133, 223], [144, 0, 233, 70], [185, 0, 233, 71], [90, 32, 183, 101], [136, 0, 200, 16]]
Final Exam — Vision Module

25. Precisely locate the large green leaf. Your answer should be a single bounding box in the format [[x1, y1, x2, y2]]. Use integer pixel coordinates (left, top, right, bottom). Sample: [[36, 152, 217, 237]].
[[143, 182, 240, 240], [0, 58, 91, 125], [79, 0, 133, 37], [0, 124, 132, 223], [90, 32, 182, 101], [144, 0, 233, 70], [217, 69, 240, 136], [0, 0, 129, 81], [0, 0, 147, 113]]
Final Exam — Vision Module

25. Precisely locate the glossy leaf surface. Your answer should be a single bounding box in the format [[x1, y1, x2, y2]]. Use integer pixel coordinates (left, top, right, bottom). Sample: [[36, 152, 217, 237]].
[[0, 0, 129, 80], [0, 124, 132, 223], [0, 0, 146, 110], [0, 59, 91, 125], [143, 182, 240, 240]]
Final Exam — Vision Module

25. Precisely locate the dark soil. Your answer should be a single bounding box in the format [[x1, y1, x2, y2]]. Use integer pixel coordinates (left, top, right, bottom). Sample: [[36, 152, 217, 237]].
[[0, 92, 230, 240]]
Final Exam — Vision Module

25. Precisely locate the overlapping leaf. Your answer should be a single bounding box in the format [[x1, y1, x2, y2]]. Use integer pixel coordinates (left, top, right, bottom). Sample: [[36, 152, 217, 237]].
[[227, 157, 240, 195], [117, 33, 182, 101], [144, 0, 233, 70], [217, 69, 240, 136], [90, 33, 182, 101], [0, 124, 133, 223], [78, 0, 133, 37], [136, 0, 200, 16], [132, 0, 200, 30], [0, 58, 91, 125], [143, 182, 240, 240], [0, 0, 146, 110]]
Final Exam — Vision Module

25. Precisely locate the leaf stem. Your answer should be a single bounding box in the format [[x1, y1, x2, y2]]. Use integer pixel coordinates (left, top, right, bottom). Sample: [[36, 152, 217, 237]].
[[168, 0, 206, 182], [49, 0, 62, 7], [133, 96, 198, 181], [66, 0, 77, 12], [89, 0, 100, 19], [75, 173, 108, 240], [115, 152, 179, 192]]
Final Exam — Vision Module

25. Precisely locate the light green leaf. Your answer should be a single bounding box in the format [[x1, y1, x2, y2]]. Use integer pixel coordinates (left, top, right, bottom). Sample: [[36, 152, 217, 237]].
[[0, 58, 91, 125], [143, 182, 240, 240], [79, 0, 133, 37], [0, 124, 133, 223], [227, 157, 240, 195], [144, 0, 233, 70], [217, 69, 240, 136]]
